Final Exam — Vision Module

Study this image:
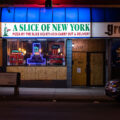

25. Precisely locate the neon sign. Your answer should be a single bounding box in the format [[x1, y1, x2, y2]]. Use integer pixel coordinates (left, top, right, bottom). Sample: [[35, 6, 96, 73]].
[[27, 43, 46, 65]]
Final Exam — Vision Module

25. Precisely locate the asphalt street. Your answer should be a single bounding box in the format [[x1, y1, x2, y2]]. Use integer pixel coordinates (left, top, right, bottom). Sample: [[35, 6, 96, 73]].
[[0, 101, 120, 120]]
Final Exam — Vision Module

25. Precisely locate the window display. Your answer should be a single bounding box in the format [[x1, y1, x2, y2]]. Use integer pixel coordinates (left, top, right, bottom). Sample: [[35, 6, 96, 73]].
[[27, 43, 46, 65], [47, 41, 65, 66], [7, 39, 66, 66]]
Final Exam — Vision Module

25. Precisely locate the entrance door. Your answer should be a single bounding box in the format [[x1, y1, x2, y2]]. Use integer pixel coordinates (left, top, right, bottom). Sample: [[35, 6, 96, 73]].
[[72, 52, 87, 86], [90, 53, 104, 86]]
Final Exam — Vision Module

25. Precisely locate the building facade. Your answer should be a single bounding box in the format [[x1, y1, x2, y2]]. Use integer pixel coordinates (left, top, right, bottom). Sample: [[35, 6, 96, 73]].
[[0, 7, 120, 87]]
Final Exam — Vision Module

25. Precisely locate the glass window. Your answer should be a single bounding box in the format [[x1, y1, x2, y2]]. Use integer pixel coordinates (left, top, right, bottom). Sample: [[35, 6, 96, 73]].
[[7, 39, 66, 66], [47, 40, 66, 66]]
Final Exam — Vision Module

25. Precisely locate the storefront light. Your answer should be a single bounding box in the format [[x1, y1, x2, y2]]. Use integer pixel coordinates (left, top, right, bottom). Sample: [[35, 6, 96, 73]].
[[72, 44, 75, 47], [45, 0, 52, 7]]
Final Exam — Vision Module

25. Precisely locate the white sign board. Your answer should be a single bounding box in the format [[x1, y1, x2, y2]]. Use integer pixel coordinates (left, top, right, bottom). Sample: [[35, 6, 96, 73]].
[[92, 22, 120, 37], [1, 22, 91, 38]]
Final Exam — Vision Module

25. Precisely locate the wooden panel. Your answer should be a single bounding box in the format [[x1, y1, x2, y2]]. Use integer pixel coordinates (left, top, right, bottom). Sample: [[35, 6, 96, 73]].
[[0, 40, 2, 66], [7, 67, 67, 81], [46, 67, 57, 80], [72, 39, 105, 52], [23, 67, 30, 80], [90, 53, 104, 85], [57, 67, 67, 80], [18, 67, 24, 80], [0, 73, 17, 86], [35, 67, 46, 80], [72, 52, 87, 86]]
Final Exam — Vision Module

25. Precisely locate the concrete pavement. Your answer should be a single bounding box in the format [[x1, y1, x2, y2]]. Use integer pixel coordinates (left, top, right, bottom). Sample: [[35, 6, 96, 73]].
[[0, 87, 115, 102]]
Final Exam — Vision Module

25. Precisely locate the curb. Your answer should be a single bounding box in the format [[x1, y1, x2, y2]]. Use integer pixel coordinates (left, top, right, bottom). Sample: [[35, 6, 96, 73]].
[[0, 95, 116, 103]]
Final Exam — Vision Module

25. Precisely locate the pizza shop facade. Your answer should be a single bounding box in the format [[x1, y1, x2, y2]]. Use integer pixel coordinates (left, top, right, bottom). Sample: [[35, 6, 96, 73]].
[[0, 7, 120, 87]]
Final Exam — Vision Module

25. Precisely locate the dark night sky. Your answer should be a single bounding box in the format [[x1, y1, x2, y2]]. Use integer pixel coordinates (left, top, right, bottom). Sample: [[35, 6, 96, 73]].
[[0, 0, 120, 5]]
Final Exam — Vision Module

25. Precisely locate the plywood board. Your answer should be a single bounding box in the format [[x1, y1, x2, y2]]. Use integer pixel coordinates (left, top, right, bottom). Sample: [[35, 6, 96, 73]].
[[90, 53, 104, 85], [56, 67, 67, 80], [35, 67, 46, 80], [7, 66, 67, 81], [72, 39, 105, 52], [46, 67, 57, 80], [72, 52, 87, 86]]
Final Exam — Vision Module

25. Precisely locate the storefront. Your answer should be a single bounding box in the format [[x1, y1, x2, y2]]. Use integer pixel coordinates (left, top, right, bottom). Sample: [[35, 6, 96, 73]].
[[0, 7, 120, 87]]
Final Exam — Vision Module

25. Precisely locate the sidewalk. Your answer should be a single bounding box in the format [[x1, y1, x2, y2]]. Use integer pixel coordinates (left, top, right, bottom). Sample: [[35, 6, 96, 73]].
[[0, 87, 115, 102]]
